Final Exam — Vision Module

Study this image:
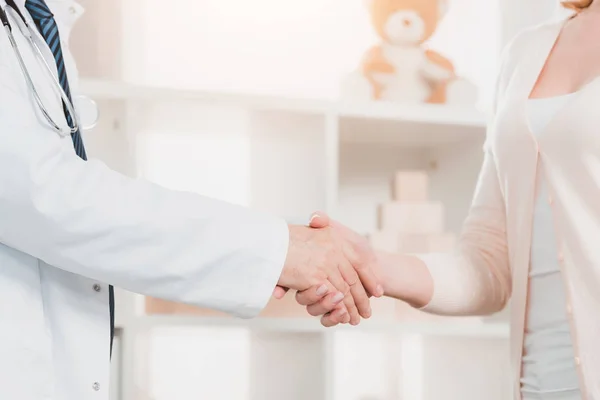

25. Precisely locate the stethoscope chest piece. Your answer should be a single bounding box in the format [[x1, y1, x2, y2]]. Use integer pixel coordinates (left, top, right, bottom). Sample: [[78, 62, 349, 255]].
[[74, 95, 100, 131]]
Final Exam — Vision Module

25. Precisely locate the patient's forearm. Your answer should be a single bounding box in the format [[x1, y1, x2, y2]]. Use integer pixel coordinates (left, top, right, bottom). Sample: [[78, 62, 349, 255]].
[[376, 251, 433, 308]]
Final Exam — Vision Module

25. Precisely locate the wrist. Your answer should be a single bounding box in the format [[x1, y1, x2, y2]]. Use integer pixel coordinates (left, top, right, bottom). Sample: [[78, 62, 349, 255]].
[[376, 252, 433, 308], [280, 224, 315, 290], [280, 225, 300, 288]]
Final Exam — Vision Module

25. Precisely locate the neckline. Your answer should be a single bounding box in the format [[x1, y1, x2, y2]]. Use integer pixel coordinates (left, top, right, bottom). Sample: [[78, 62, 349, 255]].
[[523, 15, 598, 137], [527, 13, 600, 101]]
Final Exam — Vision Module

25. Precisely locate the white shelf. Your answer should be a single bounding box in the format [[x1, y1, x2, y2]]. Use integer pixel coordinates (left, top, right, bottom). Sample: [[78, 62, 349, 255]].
[[80, 78, 487, 147], [80, 78, 332, 115], [127, 315, 509, 339]]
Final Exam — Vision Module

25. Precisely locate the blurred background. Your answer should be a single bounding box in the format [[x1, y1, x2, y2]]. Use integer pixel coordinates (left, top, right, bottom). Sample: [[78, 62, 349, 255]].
[[65, 0, 568, 399]]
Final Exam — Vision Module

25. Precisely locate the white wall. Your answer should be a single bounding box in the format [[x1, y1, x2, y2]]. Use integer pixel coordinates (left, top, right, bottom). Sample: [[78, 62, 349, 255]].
[[109, 0, 499, 106]]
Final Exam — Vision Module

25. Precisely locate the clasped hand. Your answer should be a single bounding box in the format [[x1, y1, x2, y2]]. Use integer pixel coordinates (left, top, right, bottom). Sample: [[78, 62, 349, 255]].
[[275, 213, 383, 327]]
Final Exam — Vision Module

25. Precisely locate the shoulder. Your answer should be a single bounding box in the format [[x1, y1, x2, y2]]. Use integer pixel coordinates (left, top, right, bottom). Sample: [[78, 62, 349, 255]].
[[494, 17, 567, 96], [500, 18, 564, 72]]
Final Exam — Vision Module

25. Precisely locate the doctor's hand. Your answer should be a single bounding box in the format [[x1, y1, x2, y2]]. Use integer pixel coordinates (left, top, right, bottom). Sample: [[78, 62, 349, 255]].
[[278, 223, 383, 325], [293, 212, 384, 327]]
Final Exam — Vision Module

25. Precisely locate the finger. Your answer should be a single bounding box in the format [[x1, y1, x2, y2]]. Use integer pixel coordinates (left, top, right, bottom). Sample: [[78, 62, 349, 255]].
[[348, 276, 372, 320], [295, 281, 336, 306], [357, 262, 384, 298], [305, 291, 345, 316], [321, 306, 350, 327], [325, 261, 359, 324], [339, 276, 361, 325], [309, 211, 330, 229], [355, 254, 384, 298], [272, 286, 289, 300], [342, 239, 384, 299], [339, 257, 372, 323], [344, 292, 360, 325]]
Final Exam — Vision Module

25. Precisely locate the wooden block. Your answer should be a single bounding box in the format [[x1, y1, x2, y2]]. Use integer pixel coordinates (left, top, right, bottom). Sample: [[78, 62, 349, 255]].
[[379, 202, 444, 234], [145, 297, 229, 317], [427, 233, 456, 252], [393, 170, 428, 202], [259, 293, 312, 318], [145, 296, 315, 319]]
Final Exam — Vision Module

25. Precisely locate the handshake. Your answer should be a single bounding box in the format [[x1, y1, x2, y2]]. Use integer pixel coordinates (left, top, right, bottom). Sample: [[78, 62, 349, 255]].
[[274, 212, 385, 327]]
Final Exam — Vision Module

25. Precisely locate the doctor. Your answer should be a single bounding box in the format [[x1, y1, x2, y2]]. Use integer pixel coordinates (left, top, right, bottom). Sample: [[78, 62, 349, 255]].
[[0, 0, 383, 399]]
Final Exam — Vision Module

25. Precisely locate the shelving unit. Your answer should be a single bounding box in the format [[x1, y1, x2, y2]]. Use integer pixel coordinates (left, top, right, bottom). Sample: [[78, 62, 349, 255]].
[[80, 78, 487, 141], [81, 77, 488, 229], [131, 315, 509, 338], [77, 76, 510, 400]]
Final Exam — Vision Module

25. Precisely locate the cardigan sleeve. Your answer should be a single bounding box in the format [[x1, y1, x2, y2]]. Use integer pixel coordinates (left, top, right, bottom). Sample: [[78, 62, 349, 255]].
[[415, 39, 519, 316], [417, 146, 511, 315]]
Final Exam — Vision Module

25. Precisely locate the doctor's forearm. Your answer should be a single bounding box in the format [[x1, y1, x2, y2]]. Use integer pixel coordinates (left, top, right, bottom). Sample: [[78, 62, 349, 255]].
[[0, 146, 289, 317]]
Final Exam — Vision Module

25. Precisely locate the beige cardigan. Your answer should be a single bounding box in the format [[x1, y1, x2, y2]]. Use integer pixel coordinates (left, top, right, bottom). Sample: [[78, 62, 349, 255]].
[[417, 15, 599, 400]]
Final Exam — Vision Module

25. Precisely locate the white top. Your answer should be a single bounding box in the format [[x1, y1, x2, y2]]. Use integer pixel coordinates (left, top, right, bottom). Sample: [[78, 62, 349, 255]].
[[520, 94, 580, 399]]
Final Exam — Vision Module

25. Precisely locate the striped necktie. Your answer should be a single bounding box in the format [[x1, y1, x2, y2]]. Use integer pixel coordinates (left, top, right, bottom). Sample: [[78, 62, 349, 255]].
[[24, 0, 116, 356], [24, 0, 86, 158]]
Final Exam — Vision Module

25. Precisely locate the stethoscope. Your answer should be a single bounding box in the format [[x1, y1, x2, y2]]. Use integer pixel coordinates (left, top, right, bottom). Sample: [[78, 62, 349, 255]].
[[0, 0, 98, 137]]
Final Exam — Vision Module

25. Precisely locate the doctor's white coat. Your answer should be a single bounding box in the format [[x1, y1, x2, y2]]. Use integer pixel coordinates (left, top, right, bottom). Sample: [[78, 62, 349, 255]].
[[0, 1, 289, 399]]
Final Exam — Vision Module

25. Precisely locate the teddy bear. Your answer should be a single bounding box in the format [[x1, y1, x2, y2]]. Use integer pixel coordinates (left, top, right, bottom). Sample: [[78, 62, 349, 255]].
[[341, 0, 477, 105]]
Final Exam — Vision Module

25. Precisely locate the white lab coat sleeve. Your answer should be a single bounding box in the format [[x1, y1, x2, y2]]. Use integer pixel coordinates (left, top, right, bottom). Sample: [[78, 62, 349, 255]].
[[0, 68, 289, 320]]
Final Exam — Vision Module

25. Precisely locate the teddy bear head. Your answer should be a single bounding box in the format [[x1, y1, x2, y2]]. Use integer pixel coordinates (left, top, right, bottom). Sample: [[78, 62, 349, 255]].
[[366, 0, 448, 46]]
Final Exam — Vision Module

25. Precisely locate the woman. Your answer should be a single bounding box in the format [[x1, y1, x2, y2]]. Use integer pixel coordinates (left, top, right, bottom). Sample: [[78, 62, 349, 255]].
[[292, 0, 600, 399]]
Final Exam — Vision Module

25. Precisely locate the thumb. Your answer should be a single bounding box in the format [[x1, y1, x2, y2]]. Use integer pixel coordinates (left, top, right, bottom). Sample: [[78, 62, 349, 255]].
[[309, 211, 331, 229], [272, 286, 289, 299]]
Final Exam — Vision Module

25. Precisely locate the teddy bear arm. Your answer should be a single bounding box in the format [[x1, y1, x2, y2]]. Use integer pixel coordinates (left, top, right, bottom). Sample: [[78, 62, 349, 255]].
[[424, 50, 455, 73], [422, 49, 455, 82], [361, 46, 395, 75]]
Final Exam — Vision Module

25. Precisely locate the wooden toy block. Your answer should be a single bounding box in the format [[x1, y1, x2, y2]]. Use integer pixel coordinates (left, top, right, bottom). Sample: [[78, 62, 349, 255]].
[[393, 170, 428, 202], [259, 293, 312, 318], [378, 202, 444, 234], [146, 296, 314, 319], [145, 297, 229, 317], [427, 233, 457, 252]]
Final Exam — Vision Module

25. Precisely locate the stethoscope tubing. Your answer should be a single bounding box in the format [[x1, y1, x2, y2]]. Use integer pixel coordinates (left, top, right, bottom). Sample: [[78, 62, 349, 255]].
[[1, 1, 80, 137]]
